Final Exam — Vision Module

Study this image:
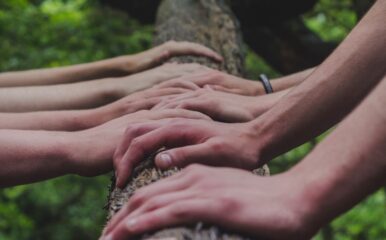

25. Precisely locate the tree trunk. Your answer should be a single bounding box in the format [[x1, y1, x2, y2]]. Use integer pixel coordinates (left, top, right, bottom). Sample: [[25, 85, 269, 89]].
[[106, 0, 269, 239]]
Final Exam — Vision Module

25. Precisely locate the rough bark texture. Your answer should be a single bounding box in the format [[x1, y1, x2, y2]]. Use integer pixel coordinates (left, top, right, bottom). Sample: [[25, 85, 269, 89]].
[[106, 0, 269, 239], [101, 0, 328, 74]]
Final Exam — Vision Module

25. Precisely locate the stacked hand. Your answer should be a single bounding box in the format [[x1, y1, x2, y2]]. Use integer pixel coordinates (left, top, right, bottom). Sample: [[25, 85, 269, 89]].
[[113, 118, 263, 188], [68, 109, 210, 177], [125, 41, 223, 74], [88, 87, 193, 128], [101, 165, 316, 240], [154, 68, 264, 96], [153, 89, 281, 122]]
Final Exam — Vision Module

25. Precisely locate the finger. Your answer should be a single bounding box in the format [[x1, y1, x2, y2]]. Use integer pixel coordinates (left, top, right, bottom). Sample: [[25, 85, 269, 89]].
[[153, 94, 191, 109], [166, 42, 223, 62], [152, 91, 198, 110], [113, 122, 162, 172], [128, 98, 164, 113], [119, 190, 197, 231], [149, 109, 211, 121], [155, 143, 217, 169], [205, 85, 245, 95], [148, 87, 191, 97], [153, 101, 180, 110], [116, 123, 200, 188], [103, 199, 217, 240], [175, 101, 216, 119], [154, 79, 200, 91], [103, 172, 188, 235]]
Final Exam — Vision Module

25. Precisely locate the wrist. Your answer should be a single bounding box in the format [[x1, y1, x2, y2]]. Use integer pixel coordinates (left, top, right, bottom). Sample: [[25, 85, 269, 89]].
[[246, 96, 271, 119], [277, 170, 325, 238], [284, 164, 336, 236], [64, 128, 115, 177], [250, 80, 266, 96], [109, 55, 137, 75]]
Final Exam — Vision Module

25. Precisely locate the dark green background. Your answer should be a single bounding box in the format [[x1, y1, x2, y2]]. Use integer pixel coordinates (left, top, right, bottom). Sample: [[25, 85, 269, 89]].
[[0, 0, 384, 239]]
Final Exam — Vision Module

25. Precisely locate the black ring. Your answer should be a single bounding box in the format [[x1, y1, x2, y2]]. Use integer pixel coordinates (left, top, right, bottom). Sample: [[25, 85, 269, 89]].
[[259, 74, 273, 94]]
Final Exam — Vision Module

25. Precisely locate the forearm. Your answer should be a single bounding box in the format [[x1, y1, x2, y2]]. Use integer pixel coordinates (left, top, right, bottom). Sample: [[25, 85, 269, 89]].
[[0, 65, 196, 112], [270, 67, 315, 92], [251, 1, 386, 163], [288, 76, 386, 231], [0, 56, 132, 87], [0, 79, 119, 112], [0, 130, 74, 187], [0, 108, 111, 131], [248, 88, 291, 118]]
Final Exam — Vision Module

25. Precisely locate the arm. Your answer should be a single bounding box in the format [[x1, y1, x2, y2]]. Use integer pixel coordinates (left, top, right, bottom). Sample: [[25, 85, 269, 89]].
[[102, 74, 386, 240], [0, 87, 189, 131], [0, 41, 222, 87], [253, 0, 386, 163], [113, 0, 386, 187], [0, 109, 209, 188], [155, 66, 314, 96], [0, 63, 204, 112], [153, 88, 290, 122], [270, 67, 314, 92]]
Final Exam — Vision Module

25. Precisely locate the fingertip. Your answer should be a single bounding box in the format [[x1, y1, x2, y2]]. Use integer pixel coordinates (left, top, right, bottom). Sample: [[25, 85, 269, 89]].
[[203, 84, 215, 91], [213, 54, 224, 62], [155, 152, 173, 169]]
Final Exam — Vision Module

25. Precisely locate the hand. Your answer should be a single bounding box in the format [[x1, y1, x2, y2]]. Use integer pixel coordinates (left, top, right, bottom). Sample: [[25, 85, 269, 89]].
[[67, 109, 210, 177], [101, 165, 316, 240], [153, 89, 273, 122], [110, 63, 208, 98], [113, 118, 262, 188], [154, 68, 264, 96], [128, 41, 223, 73], [88, 87, 193, 128]]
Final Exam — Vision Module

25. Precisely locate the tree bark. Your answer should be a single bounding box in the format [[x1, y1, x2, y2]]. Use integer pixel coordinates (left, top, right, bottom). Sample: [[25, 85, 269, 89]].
[[106, 0, 269, 239]]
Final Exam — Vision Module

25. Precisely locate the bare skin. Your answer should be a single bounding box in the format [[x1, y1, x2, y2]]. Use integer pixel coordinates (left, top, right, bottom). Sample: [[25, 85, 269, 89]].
[[0, 87, 191, 131], [101, 73, 386, 240], [0, 41, 222, 87], [155, 66, 314, 96], [0, 63, 207, 112], [113, 0, 386, 188], [153, 88, 290, 122], [0, 109, 210, 188]]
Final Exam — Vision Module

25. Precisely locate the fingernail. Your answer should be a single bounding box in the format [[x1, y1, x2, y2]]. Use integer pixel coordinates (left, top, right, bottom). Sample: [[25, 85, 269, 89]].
[[159, 153, 172, 167], [126, 218, 137, 229]]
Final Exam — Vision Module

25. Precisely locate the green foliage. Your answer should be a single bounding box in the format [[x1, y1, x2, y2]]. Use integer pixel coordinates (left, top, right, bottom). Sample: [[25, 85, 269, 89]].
[[0, 1, 152, 239], [303, 0, 357, 42], [0, 0, 384, 240]]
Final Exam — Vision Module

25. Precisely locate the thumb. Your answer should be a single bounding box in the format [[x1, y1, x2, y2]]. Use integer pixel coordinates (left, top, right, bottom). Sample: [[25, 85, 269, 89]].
[[155, 143, 213, 169]]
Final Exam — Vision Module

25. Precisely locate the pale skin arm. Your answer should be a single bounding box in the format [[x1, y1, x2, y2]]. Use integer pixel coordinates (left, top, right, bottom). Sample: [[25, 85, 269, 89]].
[[113, 0, 386, 188], [153, 88, 290, 122], [0, 87, 190, 131], [101, 73, 386, 240], [0, 109, 210, 188], [0, 41, 222, 87], [270, 67, 314, 92], [254, 0, 386, 163], [0, 63, 206, 112], [155, 66, 314, 96]]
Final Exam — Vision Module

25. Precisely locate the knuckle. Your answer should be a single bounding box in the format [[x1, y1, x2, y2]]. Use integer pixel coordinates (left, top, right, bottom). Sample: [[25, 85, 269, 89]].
[[130, 191, 146, 206], [218, 195, 240, 212], [170, 203, 190, 219], [185, 164, 205, 177], [209, 139, 227, 152], [178, 102, 191, 109], [130, 138, 145, 152]]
